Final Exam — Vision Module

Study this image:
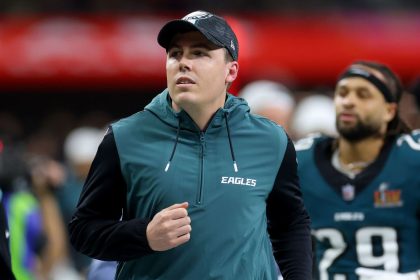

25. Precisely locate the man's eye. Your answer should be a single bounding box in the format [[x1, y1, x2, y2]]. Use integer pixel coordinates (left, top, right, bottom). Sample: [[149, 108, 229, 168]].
[[168, 50, 181, 57], [357, 89, 370, 98], [336, 88, 347, 97], [193, 50, 205, 56]]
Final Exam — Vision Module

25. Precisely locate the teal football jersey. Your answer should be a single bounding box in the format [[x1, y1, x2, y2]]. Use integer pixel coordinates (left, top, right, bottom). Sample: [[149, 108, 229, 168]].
[[296, 131, 420, 280]]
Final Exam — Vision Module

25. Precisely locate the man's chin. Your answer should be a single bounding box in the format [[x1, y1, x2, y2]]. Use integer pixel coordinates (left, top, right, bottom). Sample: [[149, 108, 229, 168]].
[[339, 128, 381, 142], [337, 124, 355, 134], [172, 95, 198, 110]]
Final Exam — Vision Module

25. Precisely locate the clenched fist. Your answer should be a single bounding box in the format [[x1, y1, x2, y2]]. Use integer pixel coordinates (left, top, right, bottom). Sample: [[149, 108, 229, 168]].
[[146, 202, 192, 251]]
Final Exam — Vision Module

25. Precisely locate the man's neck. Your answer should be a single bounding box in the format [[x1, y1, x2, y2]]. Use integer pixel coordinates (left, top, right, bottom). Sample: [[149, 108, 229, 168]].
[[337, 136, 384, 166], [172, 100, 223, 131]]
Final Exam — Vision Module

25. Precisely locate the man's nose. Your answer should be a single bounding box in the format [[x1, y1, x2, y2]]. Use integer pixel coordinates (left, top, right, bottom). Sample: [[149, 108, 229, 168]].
[[342, 92, 357, 106], [178, 55, 192, 71]]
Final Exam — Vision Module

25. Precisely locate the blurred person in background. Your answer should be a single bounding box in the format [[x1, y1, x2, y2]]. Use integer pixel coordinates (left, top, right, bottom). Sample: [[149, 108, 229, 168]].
[[29, 154, 82, 280], [69, 10, 312, 280], [291, 94, 337, 140], [0, 187, 16, 280], [57, 126, 104, 276], [0, 137, 82, 280], [238, 80, 296, 133], [295, 61, 420, 280], [0, 139, 47, 280]]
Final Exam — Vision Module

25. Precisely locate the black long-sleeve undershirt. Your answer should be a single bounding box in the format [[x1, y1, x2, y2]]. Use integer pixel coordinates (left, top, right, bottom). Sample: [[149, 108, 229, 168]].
[[267, 136, 312, 279], [68, 128, 153, 261]]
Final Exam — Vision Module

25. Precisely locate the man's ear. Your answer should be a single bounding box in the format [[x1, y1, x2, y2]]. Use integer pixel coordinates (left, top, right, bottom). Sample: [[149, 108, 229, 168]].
[[384, 102, 397, 123], [226, 61, 239, 84]]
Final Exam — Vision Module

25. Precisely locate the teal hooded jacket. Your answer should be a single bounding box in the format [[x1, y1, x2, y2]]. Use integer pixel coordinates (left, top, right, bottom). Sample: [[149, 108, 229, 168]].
[[69, 90, 312, 279]]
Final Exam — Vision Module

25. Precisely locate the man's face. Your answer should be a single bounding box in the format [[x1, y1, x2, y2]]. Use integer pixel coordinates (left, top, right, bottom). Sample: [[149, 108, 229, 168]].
[[334, 77, 396, 141], [166, 31, 238, 112]]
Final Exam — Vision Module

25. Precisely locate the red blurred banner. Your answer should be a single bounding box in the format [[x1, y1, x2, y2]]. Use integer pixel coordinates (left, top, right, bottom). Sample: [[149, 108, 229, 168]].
[[0, 13, 420, 91]]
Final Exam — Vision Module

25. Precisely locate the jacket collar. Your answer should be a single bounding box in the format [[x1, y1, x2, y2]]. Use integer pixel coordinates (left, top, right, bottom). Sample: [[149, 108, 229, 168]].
[[145, 89, 249, 131]]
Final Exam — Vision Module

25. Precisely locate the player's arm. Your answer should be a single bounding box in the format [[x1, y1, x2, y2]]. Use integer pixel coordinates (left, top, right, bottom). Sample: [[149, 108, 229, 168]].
[[68, 127, 154, 261], [266, 135, 312, 279]]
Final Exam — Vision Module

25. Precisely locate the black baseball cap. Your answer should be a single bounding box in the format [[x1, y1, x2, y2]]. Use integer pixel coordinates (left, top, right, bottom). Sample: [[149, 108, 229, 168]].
[[157, 11, 239, 61]]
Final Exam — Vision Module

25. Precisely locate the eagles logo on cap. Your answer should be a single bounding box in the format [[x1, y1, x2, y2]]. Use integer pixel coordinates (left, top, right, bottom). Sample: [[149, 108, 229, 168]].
[[157, 10, 239, 61], [182, 11, 213, 24]]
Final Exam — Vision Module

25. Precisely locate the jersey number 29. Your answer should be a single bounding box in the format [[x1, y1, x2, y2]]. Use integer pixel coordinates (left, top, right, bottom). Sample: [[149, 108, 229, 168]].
[[314, 227, 398, 280]]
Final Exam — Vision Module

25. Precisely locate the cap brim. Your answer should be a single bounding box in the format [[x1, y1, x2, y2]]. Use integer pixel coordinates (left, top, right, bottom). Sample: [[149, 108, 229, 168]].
[[157, 20, 198, 49], [157, 20, 223, 50]]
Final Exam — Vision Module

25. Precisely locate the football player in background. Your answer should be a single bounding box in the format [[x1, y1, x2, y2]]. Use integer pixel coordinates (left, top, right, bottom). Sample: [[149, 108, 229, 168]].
[[295, 61, 420, 280]]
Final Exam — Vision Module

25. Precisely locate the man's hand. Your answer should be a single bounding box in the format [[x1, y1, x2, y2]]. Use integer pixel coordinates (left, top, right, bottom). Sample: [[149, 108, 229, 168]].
[[146, 202, 191, 251], [355, 267, 420, 280]]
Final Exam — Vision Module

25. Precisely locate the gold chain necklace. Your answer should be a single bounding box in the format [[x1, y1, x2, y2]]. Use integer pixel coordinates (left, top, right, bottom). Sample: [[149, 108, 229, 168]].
[[332, 149, 373, 174]]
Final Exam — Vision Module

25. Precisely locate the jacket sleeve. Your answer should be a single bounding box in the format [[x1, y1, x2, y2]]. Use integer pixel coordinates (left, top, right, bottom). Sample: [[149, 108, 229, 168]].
[[68, 127, 154, 261], [266, 135, 312, 279]]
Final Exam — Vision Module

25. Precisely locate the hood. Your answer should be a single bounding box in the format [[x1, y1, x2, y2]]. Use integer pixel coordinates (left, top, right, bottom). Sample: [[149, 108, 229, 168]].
[[144, 89, 249, 130]]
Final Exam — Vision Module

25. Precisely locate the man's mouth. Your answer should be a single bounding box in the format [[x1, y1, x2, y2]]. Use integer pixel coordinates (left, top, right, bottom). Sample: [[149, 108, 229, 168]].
[[176, 77, 195, 85], [339, 113, 357, 122]]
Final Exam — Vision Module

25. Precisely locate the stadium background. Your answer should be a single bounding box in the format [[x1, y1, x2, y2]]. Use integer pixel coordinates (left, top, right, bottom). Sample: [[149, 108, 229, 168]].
[[1, 1, 420, 159]]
